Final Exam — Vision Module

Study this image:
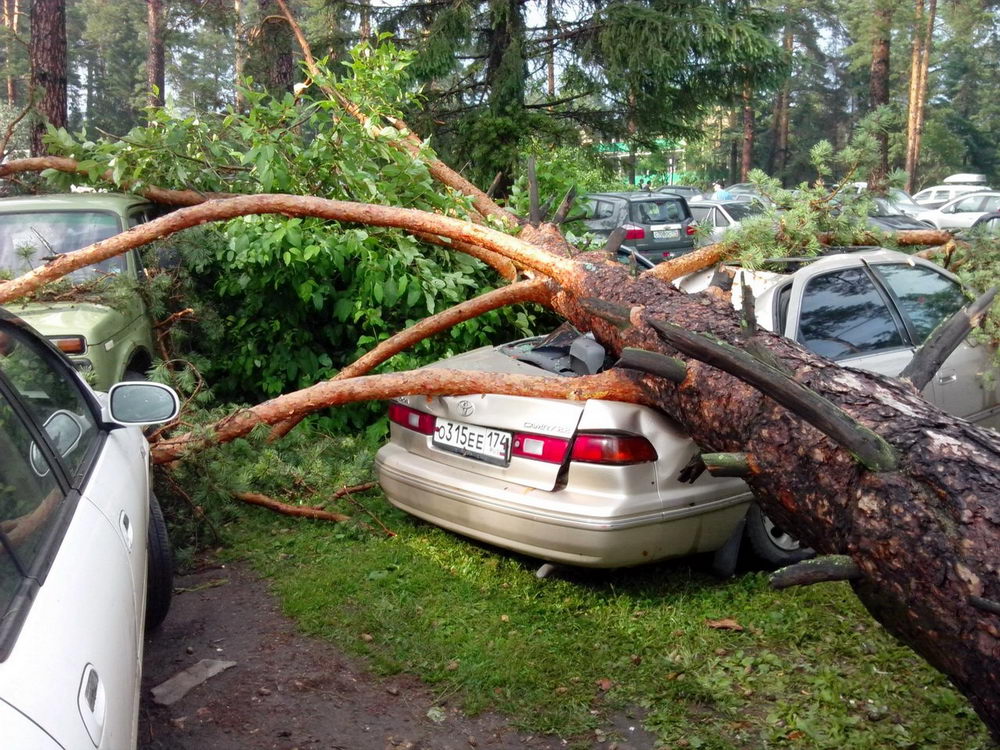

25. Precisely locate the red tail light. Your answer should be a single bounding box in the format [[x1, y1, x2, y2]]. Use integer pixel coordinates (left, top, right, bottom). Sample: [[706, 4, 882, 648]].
[[570, 434, 658, 465], [685, 223, 696, 235], [623, 224, 645, 240], [511, 432, 570, 463], [388, 402, 436, 435]]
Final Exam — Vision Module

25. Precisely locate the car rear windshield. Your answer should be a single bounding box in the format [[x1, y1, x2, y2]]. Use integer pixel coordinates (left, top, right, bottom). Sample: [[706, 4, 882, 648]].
[[629, 200, 685, 224], [724, 203, 764, 220], [0, 211, 125, 280]]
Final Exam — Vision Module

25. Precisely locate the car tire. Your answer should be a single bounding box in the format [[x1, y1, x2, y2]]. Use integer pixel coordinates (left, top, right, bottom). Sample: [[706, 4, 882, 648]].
[[124, 369, 147, 381], [744, 503, 813, 567], [145, 492, 174, 631]]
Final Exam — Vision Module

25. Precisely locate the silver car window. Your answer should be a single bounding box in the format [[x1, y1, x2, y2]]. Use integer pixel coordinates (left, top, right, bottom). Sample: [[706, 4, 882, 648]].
[[872, 264, 967, 342], [0, 390, 62, 617], [797, 268, 905, 360]]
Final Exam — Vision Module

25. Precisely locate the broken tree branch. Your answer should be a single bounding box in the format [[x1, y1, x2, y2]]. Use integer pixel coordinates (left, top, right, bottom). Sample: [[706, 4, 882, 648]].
[[234, 491, 351, 522], [770, 555, 862, 589], [153, 367, 649, 464], [644, 318, 899, 472], [899, 287, 998, 391], [0, 195, 579, 305]]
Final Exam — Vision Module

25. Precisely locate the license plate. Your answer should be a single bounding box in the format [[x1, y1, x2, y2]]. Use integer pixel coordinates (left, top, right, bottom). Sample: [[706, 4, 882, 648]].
[[433, 418, 512, 465], [653, 229, 679, 239]]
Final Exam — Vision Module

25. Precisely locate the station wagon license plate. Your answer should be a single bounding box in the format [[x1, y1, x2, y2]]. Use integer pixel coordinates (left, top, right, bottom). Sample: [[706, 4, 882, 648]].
[[433, 418, 512, 465], [652, 229, 679, 239]]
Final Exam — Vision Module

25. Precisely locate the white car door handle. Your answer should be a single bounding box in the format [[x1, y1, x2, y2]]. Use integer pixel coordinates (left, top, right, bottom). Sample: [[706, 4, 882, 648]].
[[937, 373, 958, 385], [118, 510, 134, 551], [78, 664, 107, 746]]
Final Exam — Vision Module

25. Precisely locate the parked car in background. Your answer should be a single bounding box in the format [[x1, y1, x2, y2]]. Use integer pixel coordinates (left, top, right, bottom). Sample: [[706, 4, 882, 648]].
[[0, 308, 180, 748], [0, 194, 161, 390], [573, 192, 695, 264], [688, 199, 767, 244], [912, 174, 991, 209], [865, 197, 936, 232], [376, 249, 998, 570], [915, 191, 1000, 230], [656, 185, 704, 201], [850, 184, 926, 218]]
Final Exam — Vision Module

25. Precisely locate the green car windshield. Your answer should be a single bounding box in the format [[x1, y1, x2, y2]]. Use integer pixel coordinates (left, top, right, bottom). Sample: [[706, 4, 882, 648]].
[[0, 211, 125, 280]]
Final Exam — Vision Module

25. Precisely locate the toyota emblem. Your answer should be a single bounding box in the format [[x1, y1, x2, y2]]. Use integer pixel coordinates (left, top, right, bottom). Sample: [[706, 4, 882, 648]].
[[458, 400, 474, 417]]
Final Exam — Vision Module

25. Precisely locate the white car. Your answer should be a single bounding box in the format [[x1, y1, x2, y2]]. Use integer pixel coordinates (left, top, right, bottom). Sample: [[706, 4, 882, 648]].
[[0, 309, 179, 748], [376, 249, 999, 570], [688, 199, 767, 244], [916, 191, 1000, 229]]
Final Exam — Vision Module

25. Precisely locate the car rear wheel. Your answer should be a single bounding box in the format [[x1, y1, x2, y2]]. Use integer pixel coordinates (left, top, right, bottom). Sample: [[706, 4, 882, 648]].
[[145, 492, 174, 630], [744, 503, 813, 567]]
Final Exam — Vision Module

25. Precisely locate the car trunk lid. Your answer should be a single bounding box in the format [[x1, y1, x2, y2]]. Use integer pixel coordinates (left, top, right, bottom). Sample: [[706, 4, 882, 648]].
[[391, 331, 596, 491]]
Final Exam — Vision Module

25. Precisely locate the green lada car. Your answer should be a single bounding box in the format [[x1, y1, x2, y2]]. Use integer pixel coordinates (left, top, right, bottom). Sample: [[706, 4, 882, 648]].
[[0, 193, 159, 390]]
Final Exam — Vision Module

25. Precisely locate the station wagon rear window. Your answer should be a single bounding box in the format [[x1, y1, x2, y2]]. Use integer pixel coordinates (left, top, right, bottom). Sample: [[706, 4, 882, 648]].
[[0, 211, 125, 280]]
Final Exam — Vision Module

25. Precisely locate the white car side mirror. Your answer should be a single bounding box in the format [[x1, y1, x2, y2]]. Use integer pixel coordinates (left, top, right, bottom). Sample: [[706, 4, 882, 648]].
[[105, 381, 180, 426]]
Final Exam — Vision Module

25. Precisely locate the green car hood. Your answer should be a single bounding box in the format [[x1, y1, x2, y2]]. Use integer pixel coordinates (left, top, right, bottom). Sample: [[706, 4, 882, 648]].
[[9, 301, 130, 346]]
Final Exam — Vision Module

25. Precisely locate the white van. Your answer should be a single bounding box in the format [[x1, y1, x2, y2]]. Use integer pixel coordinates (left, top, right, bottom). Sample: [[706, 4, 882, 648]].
[[913, 173, 992, 209]]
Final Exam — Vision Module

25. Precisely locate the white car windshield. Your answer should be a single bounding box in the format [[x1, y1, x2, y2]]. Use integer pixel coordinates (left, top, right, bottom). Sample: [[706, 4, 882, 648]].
[[0, 211, 125, 279]]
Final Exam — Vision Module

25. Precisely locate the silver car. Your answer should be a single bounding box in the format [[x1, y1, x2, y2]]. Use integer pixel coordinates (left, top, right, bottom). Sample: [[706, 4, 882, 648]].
[[376, 249, 999, 569], [0, 309, 180, 748]]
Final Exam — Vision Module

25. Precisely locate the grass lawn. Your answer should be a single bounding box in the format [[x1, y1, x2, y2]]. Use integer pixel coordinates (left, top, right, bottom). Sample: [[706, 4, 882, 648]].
[[168, 431, 992, 749]]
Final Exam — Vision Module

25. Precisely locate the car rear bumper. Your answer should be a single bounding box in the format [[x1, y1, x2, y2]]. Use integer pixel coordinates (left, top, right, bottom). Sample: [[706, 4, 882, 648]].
[[375, 443, 749, 568]]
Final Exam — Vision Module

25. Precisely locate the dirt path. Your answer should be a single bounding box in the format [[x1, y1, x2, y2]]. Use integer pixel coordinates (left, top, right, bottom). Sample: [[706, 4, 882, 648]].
[[139, 562, 658, 750]]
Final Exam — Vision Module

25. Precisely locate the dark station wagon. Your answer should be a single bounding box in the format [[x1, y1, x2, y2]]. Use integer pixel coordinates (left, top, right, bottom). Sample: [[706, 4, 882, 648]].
[[574, 192, 696, 264]]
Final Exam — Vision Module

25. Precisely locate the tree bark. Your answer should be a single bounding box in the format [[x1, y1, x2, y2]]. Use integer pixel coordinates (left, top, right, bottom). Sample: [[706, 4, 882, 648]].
[[28, 0, 66, 156], [146, 0, 166, 109], [868, 4, 892, 191]]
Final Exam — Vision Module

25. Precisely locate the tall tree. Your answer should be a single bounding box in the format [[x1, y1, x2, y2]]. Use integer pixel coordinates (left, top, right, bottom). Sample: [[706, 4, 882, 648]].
[[245, 0, 294, 97], [867, 0, 893, 190], [29, 0, 67, 155], [768, 25, 793, 182], [905, 0, 937, 192], [2, 0, 20, 105], [147, 0, 166, 108], [740, 81, 754, 180]]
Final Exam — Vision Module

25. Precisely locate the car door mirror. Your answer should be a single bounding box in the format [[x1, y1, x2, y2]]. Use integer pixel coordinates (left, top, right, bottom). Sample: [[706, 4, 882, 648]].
[[106, 382, 180, 425], [29, 410, 83, 476]]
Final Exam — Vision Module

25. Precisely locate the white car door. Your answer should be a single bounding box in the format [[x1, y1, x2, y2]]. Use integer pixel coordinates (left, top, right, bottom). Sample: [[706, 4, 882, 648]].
[[0, 319, 141, 749]]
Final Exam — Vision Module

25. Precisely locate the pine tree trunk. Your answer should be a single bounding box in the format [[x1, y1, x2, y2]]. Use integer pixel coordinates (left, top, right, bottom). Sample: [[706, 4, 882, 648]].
[[249, 0, 294, 96], [868, 5, 892, 191], [28, 0, 66, 156], [146, 0, 166, 109], [905, 0, 934, 193], [740, 84, 754, 181], [909, 0, 937, 191], [3, 0, 18, 105]]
